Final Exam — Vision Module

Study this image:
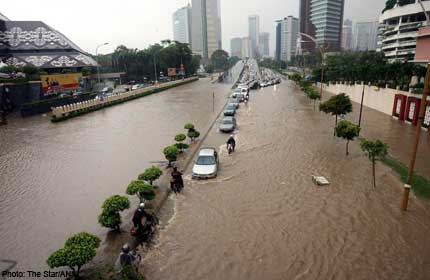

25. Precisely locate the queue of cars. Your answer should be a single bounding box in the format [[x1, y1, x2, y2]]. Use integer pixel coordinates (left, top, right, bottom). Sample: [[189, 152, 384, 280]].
[[192, 59, 257, 179]]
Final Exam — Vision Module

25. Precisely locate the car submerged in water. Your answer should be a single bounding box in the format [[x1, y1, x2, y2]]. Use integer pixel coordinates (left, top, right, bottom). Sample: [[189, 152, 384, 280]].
[[192, 148, 219, 179], [219, 116, 236, 133]]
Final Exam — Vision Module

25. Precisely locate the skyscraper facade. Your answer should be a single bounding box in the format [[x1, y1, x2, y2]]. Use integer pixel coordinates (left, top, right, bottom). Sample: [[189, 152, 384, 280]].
[[172, 5, 192, 45], [299, 0, 315, 52], [191, 0, 222, 59], [241, 37, 251, 58], [276, 16, 299, 62], [248, 15, 260, 58], [353, 21, 378, 51], [275, 21, 282, 61], [310, 0, 345, 51], [259, 32, 270, 58], [230, 37, 243, 58], [341, 19, 353, 50]]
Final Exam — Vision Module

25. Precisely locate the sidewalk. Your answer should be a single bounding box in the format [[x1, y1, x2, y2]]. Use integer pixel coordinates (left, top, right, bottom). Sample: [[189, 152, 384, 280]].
[[319, 86, 430, 181]]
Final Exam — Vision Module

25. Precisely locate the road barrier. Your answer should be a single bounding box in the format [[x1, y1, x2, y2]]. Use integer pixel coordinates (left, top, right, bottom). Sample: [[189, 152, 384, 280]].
[[51, 77, 198, 123]]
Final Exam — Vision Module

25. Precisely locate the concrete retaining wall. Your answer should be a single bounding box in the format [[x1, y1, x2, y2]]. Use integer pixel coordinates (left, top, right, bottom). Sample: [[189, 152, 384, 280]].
[[319, 82, 430, 116]]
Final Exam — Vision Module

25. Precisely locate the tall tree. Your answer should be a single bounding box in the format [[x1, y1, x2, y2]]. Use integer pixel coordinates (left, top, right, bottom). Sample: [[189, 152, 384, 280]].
[[320, 93, 353, 136], [211, 49, 230, 71], [360, 139, 389, 188], [335, 120, 361, 155]]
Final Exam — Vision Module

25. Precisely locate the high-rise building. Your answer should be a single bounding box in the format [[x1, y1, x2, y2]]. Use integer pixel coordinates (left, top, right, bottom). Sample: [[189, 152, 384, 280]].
[[377, 0, 430, 62], [275, 21, 282, 61], [248, 15, 260, 58], [231, 37, 243, 58], [310, 0, 345, 51], [191, 0, 222, 59], [276, 16, 299, 62], [353, 21, 379, 51], [259, 32, 270, 58], [299, 0, 315, 52], [241, 37, 251, 58], [341, 19, 353, 50], [172, 5, 192, 45]]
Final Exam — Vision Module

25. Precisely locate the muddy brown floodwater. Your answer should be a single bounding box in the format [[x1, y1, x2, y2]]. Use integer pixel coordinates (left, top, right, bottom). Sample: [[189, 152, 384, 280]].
[[0, 62, 243, 276], [143, 80, 430, 280]]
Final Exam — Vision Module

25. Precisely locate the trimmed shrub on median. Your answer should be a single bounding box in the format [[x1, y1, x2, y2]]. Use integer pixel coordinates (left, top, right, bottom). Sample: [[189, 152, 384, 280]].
[[47, 232, 101, 278], [126, 180, 156, 202], [98, 195, 130, 231], [138, 166, 163, 186], [163, 145, 180, 166], [174, 133, 189, 152]]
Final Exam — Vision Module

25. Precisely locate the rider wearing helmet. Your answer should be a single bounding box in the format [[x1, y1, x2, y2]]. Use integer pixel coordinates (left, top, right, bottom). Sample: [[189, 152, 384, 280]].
[[226, 134, 236, 152], [132, 203, 152, 231], [119, 244, 136, 268], [171, 166, 184, 190]]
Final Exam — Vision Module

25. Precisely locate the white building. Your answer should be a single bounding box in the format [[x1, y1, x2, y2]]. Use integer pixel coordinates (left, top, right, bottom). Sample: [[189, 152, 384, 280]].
[[341, 19, 353, 50], [241, 37, 251, 58], [377, 0, 430, 62], [191, 0, 222, 59], [278, 16, 299, 62], [230, 37, 243, 58], [353, 21, 379, 51], [259, 32, 270, 58], [248, 15, 260, 58], [172, 5, 192, 45]]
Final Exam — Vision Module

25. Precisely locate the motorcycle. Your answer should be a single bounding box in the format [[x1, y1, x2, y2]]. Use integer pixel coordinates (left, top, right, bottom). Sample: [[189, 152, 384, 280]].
[[132, 215, 159, 245], [170, 177, 184, 194], [227, 143, 235, 155]]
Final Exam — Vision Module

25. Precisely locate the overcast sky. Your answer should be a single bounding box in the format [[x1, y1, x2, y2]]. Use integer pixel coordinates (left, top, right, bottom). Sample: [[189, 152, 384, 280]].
[[3, 0, 385, 56]]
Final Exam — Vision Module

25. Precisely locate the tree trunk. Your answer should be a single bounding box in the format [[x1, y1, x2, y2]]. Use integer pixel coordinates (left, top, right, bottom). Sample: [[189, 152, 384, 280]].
[[313, 100, 316, 110], [334, 114, 338, 136], [76, 266, 80, 278], [346, 140, 349, 156], [372, 159, 376, 188]]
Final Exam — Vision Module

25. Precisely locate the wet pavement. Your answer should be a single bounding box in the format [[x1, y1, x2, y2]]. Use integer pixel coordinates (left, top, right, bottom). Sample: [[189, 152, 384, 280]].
[[143, 80, 430, 280], [0, 62, 243, 274]]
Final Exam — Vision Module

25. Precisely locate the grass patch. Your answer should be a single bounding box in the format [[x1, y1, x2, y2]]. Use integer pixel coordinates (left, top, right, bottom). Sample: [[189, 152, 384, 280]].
[[382, 156, 430, 199]]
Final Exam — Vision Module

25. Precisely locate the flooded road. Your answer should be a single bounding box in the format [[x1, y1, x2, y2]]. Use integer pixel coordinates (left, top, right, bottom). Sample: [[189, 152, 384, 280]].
[[0, 63, 243, 273], [143, 80, 430, 280]]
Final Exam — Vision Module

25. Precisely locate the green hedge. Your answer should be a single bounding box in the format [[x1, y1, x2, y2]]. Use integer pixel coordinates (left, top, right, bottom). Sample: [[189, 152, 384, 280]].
[[52, 78, 198, 123]]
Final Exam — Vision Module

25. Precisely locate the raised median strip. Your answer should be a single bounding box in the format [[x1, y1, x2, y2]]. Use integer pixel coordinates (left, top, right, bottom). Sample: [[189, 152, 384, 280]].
[[51, 77, 199, 123]]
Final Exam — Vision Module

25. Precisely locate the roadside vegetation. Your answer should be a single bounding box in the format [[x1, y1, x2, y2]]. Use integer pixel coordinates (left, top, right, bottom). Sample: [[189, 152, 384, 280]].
[[382, 156, 430, 198], [46, 123, 202, 279]]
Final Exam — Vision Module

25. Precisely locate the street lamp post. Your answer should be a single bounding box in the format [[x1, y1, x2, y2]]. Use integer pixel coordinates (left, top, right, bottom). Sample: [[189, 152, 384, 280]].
[[401, 0, 430, 211], [153, 53, 158, 84], [299, 33, 327, 99], [95, 42, 109, 85]]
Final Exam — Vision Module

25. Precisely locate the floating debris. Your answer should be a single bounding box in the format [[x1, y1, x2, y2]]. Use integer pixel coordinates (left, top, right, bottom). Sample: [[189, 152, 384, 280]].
[[312, 176, 330, 186]]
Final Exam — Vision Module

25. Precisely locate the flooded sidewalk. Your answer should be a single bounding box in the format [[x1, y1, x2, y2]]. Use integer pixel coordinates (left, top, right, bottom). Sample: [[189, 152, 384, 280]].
[[143, 80, 430, 280]]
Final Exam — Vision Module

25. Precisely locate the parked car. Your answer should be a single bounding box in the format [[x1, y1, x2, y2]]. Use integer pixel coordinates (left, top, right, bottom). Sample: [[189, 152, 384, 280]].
[[229, 97, 240, 109], [223, 104, 236, 116], [192, 148, 219, 179], [131, 84, 144, 90], [219, 116, 236, 133]]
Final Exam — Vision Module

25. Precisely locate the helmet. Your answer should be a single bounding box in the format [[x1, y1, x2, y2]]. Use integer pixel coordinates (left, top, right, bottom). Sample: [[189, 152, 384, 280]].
[[173, 166, 178, 171], [122, 244, 130, 253], [139, 202, 145, 209], [230, 134, 234, 138]]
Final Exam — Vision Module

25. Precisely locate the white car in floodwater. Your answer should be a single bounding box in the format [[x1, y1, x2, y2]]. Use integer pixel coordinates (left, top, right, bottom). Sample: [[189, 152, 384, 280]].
[[192, 148, 219, 179]]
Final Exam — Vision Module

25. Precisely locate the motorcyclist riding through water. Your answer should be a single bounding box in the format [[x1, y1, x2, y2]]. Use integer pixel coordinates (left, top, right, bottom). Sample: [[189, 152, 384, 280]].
[[132, 203, 152, 232], [131, 202, 158, 244], [170, 166, 184, 194], [227, 134, 236, 154]]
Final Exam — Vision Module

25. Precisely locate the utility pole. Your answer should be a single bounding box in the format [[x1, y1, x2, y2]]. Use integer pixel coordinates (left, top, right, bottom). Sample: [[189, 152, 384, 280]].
[[401, 0, 430, 211], [401, 63, 430, 211], [96, 42, 109, 85], [212, 92, 215, 113]]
